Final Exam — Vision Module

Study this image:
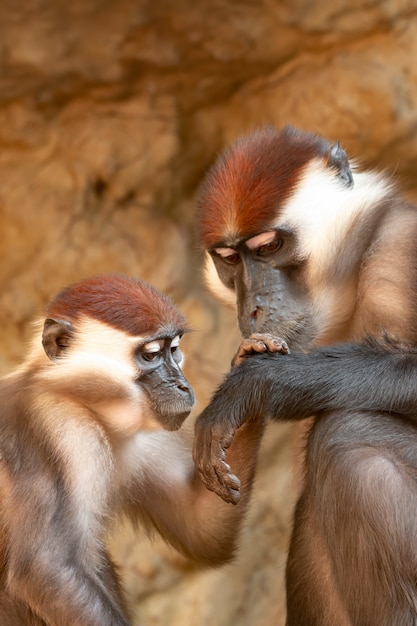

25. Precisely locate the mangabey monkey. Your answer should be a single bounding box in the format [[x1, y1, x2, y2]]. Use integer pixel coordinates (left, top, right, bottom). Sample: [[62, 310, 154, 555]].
[[0, 274, 263, 626], [193, 125, 417, 626]]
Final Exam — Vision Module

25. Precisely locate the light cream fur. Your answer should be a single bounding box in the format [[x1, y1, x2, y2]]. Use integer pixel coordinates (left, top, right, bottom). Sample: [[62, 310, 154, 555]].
[[278, 160, 391, 276], [277, 162, 392, 344], [204, 253, 237, 307], [32, 317, 166, 435]]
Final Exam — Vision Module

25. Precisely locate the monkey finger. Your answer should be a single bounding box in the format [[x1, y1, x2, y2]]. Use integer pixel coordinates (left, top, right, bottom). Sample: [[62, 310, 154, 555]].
[[221, 468, 240, 490], [214, 464, 240, 488], [209, 482, 240, 505], [232, 334, 290, 366], [226, 488, 241, 505], [213, 478, 241, 505], [223, 472, 241, 497], [272, 339, 289, 354], [249, 333, 290, 354], [232, 339, 269, 366], [201, 469, 232, 501], [195, 446, 224, 485], [212, 462, 242, 503], [213, 486, 239, 505], [200, 455, 236, 500]]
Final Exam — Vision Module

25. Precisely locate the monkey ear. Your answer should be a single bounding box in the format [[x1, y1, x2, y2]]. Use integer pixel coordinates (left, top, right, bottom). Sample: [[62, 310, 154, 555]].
[[328, 141, 354, 188], [42, 318, 75, 361]]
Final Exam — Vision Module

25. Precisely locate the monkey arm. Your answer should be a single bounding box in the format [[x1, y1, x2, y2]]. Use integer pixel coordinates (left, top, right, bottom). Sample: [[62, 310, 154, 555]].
[[194, 339, 417, 501], [125, 423, 264, 565], [249, 339, 417, 420], [193, 355, 277, 501]]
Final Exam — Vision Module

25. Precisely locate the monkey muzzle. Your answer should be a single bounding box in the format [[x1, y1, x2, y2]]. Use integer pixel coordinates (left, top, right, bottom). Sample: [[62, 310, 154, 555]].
[[236, 260, 313, 348], [141, 365, 195, 431]]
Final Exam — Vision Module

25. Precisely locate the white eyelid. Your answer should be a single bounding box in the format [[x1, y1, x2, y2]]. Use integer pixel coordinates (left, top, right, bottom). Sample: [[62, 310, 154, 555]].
[[214, 247, 237, 258], [171, 335, 181, 348], [143, 340, 163, 353], [245, 231, 276, 250]]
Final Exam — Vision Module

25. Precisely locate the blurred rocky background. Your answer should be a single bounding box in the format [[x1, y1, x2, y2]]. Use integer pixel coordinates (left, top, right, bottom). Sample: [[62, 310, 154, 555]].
[[1, 1, 417, 624]]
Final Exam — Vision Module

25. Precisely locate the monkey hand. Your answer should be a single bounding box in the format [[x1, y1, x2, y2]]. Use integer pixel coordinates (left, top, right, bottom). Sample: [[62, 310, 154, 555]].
[[193, 414, 242, 505], [232, 333, 289, 366]]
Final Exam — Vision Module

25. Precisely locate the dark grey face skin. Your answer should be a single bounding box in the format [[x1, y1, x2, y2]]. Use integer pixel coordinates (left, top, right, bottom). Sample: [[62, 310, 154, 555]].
[[210, 228, 316, 350], [233, 259, 314, 347], [135, 336, 195, 431]]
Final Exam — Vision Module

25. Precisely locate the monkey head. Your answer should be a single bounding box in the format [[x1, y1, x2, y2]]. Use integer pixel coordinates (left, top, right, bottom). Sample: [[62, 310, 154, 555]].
[[39, 274, 195, 434], [198, 125, 392, 348]]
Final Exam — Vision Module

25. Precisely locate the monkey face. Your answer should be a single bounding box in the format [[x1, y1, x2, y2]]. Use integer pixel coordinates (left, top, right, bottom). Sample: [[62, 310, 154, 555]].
[[39, 318, 195, 435], [207, 229, 316, 349], [135, 334, 195, 431]]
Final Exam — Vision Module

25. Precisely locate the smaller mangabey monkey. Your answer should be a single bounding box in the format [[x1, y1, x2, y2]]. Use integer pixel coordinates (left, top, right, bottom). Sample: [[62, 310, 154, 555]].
[[0, 274, 264, 626]]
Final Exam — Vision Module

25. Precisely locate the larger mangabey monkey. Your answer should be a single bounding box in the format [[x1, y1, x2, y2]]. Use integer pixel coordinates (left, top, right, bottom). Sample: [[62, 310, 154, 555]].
[[0, 274, 263, 626], [193, 125, 417, 626]]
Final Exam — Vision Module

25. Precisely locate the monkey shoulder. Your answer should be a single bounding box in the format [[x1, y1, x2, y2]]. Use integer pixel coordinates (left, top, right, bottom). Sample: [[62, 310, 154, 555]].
[[0, 371, 112, 485]]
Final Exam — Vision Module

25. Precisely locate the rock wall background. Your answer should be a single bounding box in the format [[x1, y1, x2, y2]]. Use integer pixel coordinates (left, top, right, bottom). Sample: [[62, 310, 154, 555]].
[[1, 1, 417, 624]]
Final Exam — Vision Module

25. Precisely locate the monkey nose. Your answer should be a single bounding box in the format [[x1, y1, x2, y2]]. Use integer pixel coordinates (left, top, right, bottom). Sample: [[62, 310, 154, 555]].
[[250, 305, 263, 319], [248, 304, 266, 334]]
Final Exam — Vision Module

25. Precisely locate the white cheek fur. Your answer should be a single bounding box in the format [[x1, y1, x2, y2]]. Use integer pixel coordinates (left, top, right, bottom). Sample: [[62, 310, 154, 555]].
[[35, 318, 156, 433], [277, 160, 392, 271], [276, 161, 393, 343], [92, 395, 160, 436], [204, 253, 237, 308]]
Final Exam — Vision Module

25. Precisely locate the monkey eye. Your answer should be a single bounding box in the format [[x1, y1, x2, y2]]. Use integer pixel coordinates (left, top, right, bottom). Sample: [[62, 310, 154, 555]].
[[141, 339, 163, 362], [142, 351, 161, 362], [245, 231, 283, 257], [223, 252, 240, 264], [214, 247, 241, 265], [257, 238, 283, 256]]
